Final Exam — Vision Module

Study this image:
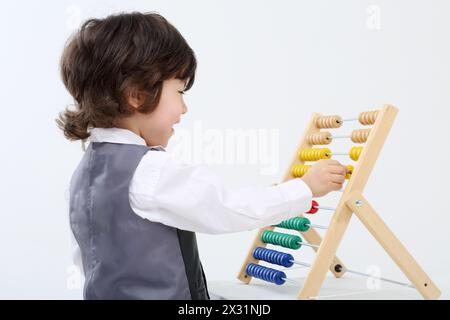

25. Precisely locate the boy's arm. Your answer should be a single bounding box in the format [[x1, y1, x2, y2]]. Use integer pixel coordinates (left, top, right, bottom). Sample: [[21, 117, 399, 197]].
[[130, 151, 312, 234]]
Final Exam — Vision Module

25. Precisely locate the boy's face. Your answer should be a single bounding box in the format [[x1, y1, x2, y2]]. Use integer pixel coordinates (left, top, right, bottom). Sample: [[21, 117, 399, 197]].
[[134, 78, 188, 147]]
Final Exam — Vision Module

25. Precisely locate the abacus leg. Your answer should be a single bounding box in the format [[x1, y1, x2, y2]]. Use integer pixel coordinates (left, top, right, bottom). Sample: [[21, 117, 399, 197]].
[[298, 205, 354, 299], [346, 192, 441, 300], [301, 227, 347, 278]]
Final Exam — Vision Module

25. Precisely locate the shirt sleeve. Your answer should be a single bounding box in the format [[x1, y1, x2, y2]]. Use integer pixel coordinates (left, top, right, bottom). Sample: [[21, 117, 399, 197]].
[[129, 151, 313, 234]]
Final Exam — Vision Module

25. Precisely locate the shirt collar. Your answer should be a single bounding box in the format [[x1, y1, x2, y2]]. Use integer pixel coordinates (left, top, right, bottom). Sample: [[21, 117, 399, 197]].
[[88, 127, 166, 151]]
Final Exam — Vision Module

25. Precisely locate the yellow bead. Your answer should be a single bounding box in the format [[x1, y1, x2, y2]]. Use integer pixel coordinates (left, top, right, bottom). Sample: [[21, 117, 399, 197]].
[[298, 148, 331, 162], [291, 164, 311, 178], [346, 165, 354, 179], [349, 147, 363, 161]]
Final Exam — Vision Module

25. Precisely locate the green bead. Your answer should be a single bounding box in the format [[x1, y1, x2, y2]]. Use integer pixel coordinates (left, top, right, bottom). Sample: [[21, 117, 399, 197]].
[[261, 230, 302, 250], [289, 236, 301, 249], [298, 217, 310, 232], [274, 217, 310, 232]]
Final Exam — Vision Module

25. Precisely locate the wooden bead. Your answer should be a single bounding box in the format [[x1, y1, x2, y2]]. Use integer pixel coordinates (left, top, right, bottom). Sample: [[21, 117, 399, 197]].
[[359, 110, 379, 125], [315, 115, 343, 129], [307, 132, 332, 145], [351, 129, 371, 143]]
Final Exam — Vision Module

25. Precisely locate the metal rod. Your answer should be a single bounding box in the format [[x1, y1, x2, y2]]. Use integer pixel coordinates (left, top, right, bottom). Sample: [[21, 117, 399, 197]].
[[306, 223, 327, 230], [332, 134, 351, 139], [291, 260, 414, 288], [342, 117, 358, 122], [282, 277, 300, 286], [342, 268, 415, 288], [314, 205, 336, 211], [329, 152, 349, 156], [293, 261, 311, 268], [296, 242, 320, 249]]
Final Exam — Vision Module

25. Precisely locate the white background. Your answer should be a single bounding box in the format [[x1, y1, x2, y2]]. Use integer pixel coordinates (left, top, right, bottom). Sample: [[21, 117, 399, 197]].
[[0, 0, 449, 299]]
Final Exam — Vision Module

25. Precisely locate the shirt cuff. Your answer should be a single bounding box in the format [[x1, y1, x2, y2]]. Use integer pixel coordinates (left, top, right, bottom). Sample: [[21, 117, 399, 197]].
[[274, 178, 313, 214]]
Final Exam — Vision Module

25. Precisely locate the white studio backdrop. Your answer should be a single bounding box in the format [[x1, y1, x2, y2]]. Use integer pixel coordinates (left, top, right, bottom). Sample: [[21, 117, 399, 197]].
[[0, 0, 449, 299]]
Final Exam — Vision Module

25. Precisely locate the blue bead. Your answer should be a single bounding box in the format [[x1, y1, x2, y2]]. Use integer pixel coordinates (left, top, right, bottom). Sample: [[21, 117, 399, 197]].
[[253, 247, 294, 268], [245, 263, 286, 285]]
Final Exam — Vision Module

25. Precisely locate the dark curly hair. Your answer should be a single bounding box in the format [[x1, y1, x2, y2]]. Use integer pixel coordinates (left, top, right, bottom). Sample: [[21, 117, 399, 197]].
[[56, 11, 197, 141]]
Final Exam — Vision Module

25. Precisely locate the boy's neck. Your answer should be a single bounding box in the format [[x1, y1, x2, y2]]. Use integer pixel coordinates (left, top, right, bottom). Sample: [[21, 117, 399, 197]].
[[115, 117, 142, 137]]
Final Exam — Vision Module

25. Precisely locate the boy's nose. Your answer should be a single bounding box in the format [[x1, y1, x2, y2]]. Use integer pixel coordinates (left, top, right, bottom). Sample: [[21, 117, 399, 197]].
[[182, 104, 188, 114]]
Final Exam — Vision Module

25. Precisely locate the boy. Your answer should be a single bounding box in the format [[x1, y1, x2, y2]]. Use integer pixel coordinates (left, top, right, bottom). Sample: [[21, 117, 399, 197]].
[[57, 12, 347, 300]]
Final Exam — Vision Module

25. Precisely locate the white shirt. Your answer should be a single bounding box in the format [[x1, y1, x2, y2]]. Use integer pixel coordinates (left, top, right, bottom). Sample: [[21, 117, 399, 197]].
[[70, 127, 313, 274]]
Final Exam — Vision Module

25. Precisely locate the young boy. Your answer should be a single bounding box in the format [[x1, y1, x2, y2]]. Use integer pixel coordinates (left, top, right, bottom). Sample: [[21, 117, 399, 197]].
[[57, 12, 347, 300]]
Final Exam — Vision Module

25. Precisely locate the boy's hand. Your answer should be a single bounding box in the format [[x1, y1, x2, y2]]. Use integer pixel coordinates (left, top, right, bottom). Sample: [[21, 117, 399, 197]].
[[301, 159, 347, 197]]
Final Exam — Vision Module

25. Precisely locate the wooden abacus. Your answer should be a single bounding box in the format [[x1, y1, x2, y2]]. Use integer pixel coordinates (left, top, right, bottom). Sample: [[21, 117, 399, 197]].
[[237, 104, 441, 300]]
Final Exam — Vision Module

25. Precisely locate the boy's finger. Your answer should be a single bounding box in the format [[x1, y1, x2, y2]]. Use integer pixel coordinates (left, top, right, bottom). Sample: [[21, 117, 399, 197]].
[[323, 159, 341, 166], [328, 165, 347, 175], [330, 174, 346, 184], [330, 181, 344, 190]]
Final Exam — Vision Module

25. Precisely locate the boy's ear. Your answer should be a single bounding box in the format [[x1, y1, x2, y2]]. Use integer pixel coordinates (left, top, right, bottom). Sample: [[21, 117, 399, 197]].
[[126, 88, 148, 109]]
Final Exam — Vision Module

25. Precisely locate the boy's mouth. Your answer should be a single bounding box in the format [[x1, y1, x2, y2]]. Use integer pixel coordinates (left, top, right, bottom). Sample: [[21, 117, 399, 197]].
[[172, 120, 180, 128], [172, 120, 180, 133]]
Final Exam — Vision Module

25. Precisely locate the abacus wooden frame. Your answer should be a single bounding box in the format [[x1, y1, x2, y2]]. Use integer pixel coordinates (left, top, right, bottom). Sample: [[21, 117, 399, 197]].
[[237, 104, 441, 300]]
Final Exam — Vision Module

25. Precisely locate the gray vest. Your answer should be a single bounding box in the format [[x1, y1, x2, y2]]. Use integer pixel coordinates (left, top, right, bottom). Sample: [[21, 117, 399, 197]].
[[69, 142, 210, 300]]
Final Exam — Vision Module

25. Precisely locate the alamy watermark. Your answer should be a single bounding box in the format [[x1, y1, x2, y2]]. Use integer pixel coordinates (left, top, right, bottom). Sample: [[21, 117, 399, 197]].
[[366, 4, 381, 30], [170, 121, 280, 176]]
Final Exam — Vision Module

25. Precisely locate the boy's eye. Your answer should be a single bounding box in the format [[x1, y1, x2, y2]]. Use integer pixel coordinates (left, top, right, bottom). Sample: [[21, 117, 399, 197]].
[[178, 91, 185, 95]]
